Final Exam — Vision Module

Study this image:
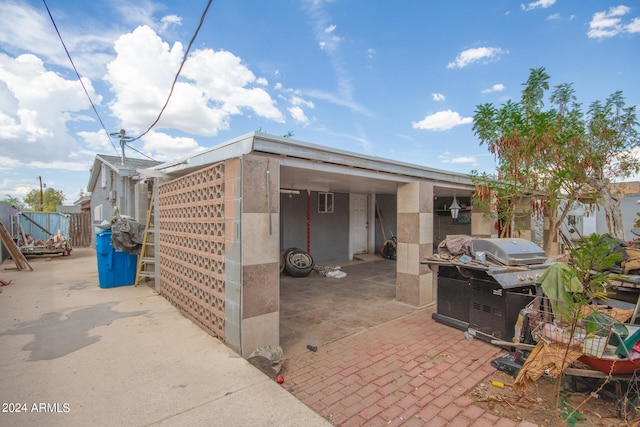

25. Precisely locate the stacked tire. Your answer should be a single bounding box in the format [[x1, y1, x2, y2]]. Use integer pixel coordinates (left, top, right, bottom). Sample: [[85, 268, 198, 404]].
[[280, 247, 314, 277]]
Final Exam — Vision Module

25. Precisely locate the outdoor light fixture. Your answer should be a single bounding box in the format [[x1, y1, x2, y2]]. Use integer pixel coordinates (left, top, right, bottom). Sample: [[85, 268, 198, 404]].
[[280, 189, 300, 196], [450, 195, 461, 219]]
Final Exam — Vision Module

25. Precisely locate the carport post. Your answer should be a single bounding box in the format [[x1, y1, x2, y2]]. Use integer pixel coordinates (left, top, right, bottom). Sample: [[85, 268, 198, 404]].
[[395, 181, 436, 307]]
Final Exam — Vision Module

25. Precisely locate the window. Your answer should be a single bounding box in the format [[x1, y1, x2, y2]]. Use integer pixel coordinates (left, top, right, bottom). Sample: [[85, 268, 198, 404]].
[[94, 204, 103, 222], [318, 192, 334, 213], [101, 164, 107, 188]]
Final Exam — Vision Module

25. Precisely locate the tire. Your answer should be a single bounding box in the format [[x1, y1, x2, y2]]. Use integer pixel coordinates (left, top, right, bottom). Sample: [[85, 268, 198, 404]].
[[279, 249, 286, 273], [285, 249, 314, 277], [281, 247, 302, 274]]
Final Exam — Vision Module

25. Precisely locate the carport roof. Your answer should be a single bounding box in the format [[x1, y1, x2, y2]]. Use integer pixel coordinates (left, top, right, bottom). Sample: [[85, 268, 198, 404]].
[[144, 132, 476, 196]]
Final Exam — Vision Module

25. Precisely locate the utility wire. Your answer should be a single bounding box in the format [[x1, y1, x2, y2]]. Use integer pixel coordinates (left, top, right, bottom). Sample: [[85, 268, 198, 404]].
[[131, 0, 214, 142], [42, 0, 119, 157], [44, 0, 214, 161], [125, 143, 155, 161]]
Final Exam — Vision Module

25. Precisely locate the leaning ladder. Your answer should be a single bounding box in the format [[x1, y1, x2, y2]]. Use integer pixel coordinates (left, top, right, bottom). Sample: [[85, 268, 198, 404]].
[[134, 192, 155, 286]]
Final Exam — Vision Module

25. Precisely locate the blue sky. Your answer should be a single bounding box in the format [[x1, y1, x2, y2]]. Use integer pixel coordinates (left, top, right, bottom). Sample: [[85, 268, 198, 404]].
[[0, 0, 639, 204]]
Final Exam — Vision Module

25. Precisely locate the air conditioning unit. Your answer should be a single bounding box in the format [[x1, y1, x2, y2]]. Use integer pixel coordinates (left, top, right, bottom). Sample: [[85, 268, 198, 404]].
[[108, 190, 117, 201]]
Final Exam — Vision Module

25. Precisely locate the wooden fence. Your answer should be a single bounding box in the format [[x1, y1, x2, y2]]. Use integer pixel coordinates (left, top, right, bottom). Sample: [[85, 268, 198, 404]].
[[68, 212, 92, 247]]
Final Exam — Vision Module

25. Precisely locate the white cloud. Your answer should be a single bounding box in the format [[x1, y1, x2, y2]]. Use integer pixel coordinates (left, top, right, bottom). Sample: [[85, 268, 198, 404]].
[[412, 110, 473, 131], [627, 17, 640, 34], [313, 124, 372, 154], [437, 152, 477, 165], [113, 0, 165, 30], [0, 1, 116, 79], [304, 89, 370, 115], [286, 95, 314, 124], [588, 5, 637, 39], [451, 156, 477, 164], [302, 0, 352, 101], [521, 0, 556, 11], [432, 93, 446, 102], [546, 13, 561, 21], [0, 52, 99, 163], [104, 26, 284, 136], [304, 2, 342, 53], [139, 130, 203, 161], [447, 47, 507, 69], [161, 15, 182, 32], [367, 48, 375, 59], [481, 84, 506, 93], [288, 106, 309, 124], [77, 129, 115, 153], [291, 96, 315, 109]]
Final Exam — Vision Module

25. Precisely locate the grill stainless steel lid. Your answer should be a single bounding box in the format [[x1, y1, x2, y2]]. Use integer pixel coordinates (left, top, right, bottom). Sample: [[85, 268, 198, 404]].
[[470, 238, 547, 266]]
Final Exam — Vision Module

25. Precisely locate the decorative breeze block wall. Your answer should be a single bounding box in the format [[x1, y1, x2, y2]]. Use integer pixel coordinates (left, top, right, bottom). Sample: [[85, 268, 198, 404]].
[[158, 163, 226, 339]]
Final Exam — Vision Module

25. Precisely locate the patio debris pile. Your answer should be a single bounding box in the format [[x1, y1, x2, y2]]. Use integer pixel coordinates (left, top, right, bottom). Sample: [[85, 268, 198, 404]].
[[313, 264, 346, 279], [247, 345, 284, 379], [13, 211, 72, 257], [20, 230, 71, 256], [483, 235, 640, 422], [109, 216, 146, 256]]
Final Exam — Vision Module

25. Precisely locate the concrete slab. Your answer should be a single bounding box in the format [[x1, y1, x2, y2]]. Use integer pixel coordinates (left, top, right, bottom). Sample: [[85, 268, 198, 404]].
[[280, 258, 421, 357], [0, 248, 329, 427]]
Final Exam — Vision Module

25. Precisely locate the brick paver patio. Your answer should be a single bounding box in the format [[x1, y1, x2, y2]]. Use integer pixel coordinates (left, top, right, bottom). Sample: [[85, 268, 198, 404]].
[[283, 306, 538, 426]]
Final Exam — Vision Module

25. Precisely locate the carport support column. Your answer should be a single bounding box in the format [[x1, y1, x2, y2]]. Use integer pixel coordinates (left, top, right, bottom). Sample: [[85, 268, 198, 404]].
[[238, 155, 280, 356], [396, 182, 435, 307]]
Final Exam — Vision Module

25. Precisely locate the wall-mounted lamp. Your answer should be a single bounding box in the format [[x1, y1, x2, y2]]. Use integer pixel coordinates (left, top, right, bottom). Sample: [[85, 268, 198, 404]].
[[450, 195, 461, 219], [280, 189, 301, 196]]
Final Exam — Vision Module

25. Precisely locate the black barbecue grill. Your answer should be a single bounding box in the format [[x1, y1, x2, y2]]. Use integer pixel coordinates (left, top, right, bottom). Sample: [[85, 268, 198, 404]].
[[425, 238, 552, 342]]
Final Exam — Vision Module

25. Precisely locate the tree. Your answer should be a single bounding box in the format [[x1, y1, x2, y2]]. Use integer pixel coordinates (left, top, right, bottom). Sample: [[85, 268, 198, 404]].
[[1, 195, 26, 210], [583, 92, 640, 239], [472, 67, 639, 253], [23, 187, 66, 212], [472, 67, 573, 250]]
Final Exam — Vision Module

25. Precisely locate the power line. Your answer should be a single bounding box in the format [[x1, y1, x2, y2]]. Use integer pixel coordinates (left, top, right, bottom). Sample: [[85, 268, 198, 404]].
[[125, 141, 155, 161], [44, 0, 214, 160], [42, 0, 119, 157], [131, 0, 214, 142]]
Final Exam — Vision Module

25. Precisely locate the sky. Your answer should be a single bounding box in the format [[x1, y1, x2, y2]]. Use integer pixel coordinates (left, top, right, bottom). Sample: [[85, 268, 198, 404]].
[[0, 0, 639, 205]]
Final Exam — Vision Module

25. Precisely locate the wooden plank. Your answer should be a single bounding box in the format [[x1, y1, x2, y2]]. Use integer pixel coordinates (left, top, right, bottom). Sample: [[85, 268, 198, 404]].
[[564, 367, 632, 381], [19, 223, 28, 247], [0, 220, 32, 271], [490, 339, 536, 350]]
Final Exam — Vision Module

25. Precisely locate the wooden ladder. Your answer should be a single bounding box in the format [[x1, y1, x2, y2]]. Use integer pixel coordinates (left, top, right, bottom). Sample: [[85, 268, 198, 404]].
[[134, 192, 155, 286], [0, 219, 32, 271]]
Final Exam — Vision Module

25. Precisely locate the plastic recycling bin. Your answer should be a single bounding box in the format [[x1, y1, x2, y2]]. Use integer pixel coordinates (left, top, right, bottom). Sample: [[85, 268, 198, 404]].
[[96, 231, 137, 288]]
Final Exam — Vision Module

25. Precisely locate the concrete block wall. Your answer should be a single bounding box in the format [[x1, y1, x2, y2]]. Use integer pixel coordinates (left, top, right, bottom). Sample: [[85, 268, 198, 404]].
[[239, 154, 280, 356], [224, 158, 242, 353], [471, 212, 497, 237], [396, 182, 435, 307]]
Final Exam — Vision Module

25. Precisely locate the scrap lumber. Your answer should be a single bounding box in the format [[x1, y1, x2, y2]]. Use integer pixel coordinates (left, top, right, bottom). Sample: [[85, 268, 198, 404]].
[[19, 223, 28, 246], [0, 220, 32, 271]]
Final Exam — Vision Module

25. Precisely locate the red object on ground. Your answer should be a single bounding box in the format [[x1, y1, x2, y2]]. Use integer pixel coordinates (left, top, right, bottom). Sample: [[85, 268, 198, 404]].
[[277, 375, 284, 384], [579, 355, 637, 375]]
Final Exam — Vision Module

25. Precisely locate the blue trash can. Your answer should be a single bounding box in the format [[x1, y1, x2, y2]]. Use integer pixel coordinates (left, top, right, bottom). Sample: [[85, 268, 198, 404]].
[[96, 231, 137, 288]]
